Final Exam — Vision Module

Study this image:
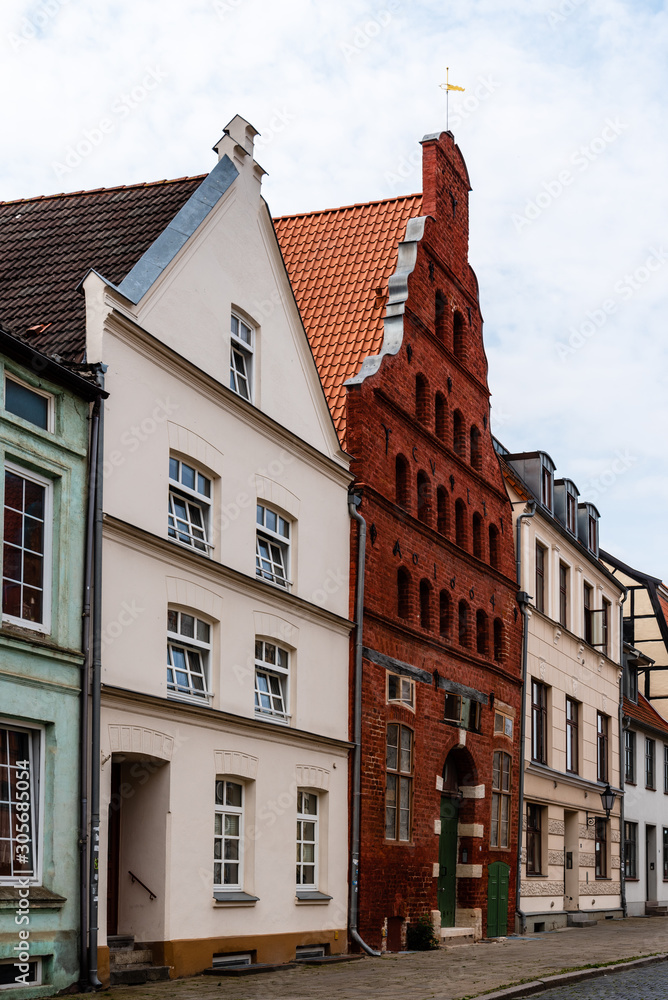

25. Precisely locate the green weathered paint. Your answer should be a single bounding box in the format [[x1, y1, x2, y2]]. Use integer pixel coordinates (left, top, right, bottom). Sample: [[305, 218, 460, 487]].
[[0, 354, 92, 998]]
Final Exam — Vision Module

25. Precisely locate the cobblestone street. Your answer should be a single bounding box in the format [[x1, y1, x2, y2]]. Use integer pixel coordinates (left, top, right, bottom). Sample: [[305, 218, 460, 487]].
[[534, 961, 668, 999], [72, 918, 668, 1000]]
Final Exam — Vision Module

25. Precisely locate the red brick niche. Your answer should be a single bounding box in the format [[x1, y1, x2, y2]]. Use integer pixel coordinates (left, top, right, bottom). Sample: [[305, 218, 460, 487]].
[[346, 130, 523, 949]]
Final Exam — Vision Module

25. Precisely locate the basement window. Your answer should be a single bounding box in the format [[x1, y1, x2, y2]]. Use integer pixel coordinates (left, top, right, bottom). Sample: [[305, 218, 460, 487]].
[[211, 953, 252, 969], [295, 945, 327, 959], [0, 959, 42, 989]]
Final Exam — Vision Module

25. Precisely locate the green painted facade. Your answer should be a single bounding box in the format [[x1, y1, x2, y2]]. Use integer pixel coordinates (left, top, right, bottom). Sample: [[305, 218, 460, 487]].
[[0, 348, 93, 997]]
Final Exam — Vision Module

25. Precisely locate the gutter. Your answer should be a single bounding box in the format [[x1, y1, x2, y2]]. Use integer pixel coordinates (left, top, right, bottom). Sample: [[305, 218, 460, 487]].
[[514, 501, 536, 935], [347, 493, 382, 957]]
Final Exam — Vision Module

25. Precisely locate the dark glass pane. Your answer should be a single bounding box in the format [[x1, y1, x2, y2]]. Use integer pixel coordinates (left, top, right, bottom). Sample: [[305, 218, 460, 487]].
[[22, 586, 42, 622], [4, 473, 23, 511], [22, 552, 43, 589], [2, 581, 20, 617], [3, 508, 21, 545], [167, 609, 178, 632], [24, 481, 44, 519], [3, 545, 21, 582], [180, 614, 195, 638], [23, 517, 43, 554], [5, 379, 48, 429], [226, 782, 242, 808], [169, 458, 179, 480], [0, 803, 9, 837]]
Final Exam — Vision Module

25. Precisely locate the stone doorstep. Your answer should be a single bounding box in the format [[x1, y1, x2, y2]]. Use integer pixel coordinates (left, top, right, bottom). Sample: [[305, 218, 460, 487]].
[[110, 949, 155, 967], [440, 927, 475, 946], [203, 963, 298, 976], [110, 966, 170, 986], [294, 954, 365, 965]]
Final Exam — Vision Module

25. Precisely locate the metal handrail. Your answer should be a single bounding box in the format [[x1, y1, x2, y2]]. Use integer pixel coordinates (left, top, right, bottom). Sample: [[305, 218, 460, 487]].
[[128, 871, 156, 900]]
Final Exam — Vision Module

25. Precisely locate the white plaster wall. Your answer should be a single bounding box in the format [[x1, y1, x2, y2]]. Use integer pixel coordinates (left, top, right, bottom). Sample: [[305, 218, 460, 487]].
[[99, 702, 349, 944], [624, 725, 668, 913]]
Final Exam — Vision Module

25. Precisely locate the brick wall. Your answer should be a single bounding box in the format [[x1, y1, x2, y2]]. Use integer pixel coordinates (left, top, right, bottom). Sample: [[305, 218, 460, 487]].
[[346, 131, 523, 948]]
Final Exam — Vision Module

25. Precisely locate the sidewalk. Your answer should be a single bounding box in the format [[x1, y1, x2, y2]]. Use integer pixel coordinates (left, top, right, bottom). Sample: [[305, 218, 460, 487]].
[[77, 918, 668, 1000]]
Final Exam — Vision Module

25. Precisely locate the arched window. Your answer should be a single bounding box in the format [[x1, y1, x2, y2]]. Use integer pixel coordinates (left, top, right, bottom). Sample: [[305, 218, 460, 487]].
[[435, 392, 447, 441], [415, 374, 429, 424], [493, 618, 504, 662], [439, 590, 451, 639], [453, 311, 465, 360], [416, 470, 431, 525], [455, 499, 467, 548], [437, 486, 449, 536], [396, 454, 410, 509], [458, 600, 470, 647], [397, 567, 411, 620], [489, 524, 500, 569], [453, 410, 466, 458], [476, 609, 489, 656], [420, 579, 432, 630], [435, 291, 447, 343], [470, 425, 482, 472], [472, 512, 483, 559]]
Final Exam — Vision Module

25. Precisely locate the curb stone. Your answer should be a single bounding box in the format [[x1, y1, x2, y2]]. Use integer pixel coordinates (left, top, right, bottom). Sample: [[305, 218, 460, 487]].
[[470, 952, 668, 1000]]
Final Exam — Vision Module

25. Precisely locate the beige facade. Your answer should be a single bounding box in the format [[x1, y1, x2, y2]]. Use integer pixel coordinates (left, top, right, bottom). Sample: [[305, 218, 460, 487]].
[[504, 453, 624, 931], [83, 117, 352, 978]]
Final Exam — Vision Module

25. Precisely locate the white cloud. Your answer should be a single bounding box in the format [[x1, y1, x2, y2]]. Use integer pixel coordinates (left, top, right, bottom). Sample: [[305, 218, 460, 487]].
[[1, 0, 667, 575]]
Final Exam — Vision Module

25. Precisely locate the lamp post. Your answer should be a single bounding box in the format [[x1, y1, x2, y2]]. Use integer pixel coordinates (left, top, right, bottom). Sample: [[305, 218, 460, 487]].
[[600, 783, 616, 819]]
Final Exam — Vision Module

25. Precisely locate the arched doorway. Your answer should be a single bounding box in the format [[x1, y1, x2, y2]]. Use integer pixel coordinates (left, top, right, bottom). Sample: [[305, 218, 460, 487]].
[[438, 747, 477, 928]]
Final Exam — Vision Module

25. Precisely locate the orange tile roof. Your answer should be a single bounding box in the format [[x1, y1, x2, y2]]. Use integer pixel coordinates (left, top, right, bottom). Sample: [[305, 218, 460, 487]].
[[274, 193, 422, 445], [624, 693, 668, 736]]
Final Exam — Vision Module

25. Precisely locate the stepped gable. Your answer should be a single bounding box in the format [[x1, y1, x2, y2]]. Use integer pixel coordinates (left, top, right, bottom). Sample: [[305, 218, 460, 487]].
[[0, 176, 203, 360], [274, 192, 422, 445]]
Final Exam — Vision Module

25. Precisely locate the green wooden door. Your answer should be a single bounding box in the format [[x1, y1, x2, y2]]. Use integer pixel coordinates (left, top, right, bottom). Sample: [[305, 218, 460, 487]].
[[487, 861, 510, 937], [437, 797, 458, 927]]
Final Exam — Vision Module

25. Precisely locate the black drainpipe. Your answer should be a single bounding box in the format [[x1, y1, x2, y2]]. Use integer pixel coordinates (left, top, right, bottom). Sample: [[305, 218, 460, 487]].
[[88, 371, 105, 988], [78, 395, 100, 990], [348, 493, 382, 957], [514, 501, 536, 935]]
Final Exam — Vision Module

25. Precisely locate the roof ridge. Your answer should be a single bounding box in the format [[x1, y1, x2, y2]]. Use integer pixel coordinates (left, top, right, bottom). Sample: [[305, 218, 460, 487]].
[[0, 173, 207, 207], [274, 191, 422, 222]]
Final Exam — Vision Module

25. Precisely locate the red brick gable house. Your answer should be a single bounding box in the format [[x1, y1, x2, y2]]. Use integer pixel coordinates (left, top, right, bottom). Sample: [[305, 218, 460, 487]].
[[276, 131, 523, 946]]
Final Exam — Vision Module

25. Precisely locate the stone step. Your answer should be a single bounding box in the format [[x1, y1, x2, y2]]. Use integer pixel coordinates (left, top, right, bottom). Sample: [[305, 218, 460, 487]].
[[646, 905, 668, 916], [110, 948, 154, 967], [107, 934, 135, 950], [440, 927, 475, 946], [203, 962, 298, 976], [110, 965, 170, 986], [567, 914, 598, 928], [294, 954, 364, 965]]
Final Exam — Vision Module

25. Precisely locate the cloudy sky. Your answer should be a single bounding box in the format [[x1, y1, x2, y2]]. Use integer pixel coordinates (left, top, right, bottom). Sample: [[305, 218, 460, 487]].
[[2, 0, 667, 576]]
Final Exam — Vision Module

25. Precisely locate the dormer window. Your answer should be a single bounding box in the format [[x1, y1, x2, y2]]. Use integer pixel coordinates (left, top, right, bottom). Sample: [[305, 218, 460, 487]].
[[567, 493, 576, 533], [541, 463, 553, 511], [577, 502, 600, 557]]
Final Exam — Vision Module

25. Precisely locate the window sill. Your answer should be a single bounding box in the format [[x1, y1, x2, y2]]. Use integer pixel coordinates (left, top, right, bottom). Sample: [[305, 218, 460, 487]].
[[167, 692, 212, 707], [254, 712, 290, 726], [0, 886, 66, 910], [213, 891, 259, 906], [295, 891, 332, 903], [255, 574, 292, 592]]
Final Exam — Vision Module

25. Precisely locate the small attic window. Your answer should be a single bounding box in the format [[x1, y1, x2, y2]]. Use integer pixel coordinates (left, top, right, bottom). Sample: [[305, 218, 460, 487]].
[[577, 502, 600, 557], [567, 492, 577, 534], [588, 513, 598, 553], [541, 462, 553, 512]]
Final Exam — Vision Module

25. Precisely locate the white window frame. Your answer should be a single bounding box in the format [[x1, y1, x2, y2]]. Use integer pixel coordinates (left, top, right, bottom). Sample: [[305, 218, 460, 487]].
[[214, 779, 244, 891], [387, 672, 415, 710], [2, 463, 52, 633], [254, 639, 290, 723], [0, 720, 44, 887], [166, 609, 212, 703], [168, 457, 213, 555], [255, 504, 291, 589], [0, 957, 43, 990], [229, 313, 254, 402], [4, 374, 54, 433], [296, 790, 318, 889]]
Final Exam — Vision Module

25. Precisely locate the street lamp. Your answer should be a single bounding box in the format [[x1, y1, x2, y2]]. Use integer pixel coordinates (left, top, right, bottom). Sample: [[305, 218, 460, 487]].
[[600, 783, 616, 819]]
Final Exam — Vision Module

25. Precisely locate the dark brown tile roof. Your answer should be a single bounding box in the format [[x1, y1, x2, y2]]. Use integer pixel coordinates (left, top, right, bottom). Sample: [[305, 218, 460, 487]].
[[0, 176, 204, 360]]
